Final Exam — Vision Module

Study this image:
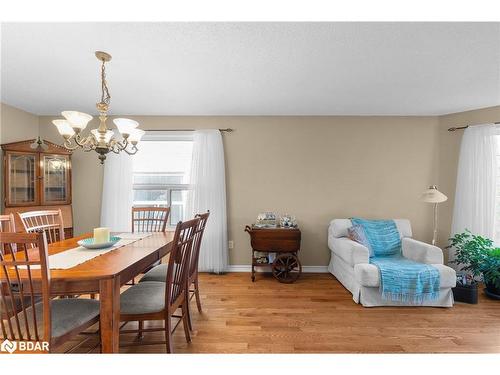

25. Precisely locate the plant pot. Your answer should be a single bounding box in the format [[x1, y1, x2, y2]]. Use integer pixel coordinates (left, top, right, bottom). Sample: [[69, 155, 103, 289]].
[[484, 283, 500, 300], [452, 283, 478, 304]]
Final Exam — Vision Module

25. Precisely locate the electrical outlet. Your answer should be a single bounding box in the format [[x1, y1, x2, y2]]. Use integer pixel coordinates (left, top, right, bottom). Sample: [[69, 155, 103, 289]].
[[228, 240, 234, 249]]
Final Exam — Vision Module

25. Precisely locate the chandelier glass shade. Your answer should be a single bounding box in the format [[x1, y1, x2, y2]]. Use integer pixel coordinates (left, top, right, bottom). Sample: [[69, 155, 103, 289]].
[[52, 51, 144, 164]]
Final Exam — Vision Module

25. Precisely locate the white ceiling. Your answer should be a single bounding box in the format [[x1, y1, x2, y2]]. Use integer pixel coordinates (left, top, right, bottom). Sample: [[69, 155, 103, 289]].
[[1, 22, 500, 116]]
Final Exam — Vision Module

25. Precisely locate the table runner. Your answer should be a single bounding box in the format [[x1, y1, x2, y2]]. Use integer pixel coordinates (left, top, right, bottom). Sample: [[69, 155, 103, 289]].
[[22, 232, 152, 270]]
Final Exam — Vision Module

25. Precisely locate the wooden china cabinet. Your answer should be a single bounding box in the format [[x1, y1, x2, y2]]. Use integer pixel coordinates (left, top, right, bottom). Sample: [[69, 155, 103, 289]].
[[1, 139, 74, 238]]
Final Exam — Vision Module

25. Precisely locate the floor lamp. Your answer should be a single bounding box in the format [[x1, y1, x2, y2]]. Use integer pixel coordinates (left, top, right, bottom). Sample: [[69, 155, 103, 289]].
[[420, 185, 448, 246]]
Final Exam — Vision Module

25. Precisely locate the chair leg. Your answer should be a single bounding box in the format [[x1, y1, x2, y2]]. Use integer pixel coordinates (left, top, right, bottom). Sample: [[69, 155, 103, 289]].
[[185, 293, 193, 331], [138, 321, 144, 340], [165, 317, 173, 353], [99, 326, 102, 354], [194, 278, 202, 313], [181, 303, 192, 343]]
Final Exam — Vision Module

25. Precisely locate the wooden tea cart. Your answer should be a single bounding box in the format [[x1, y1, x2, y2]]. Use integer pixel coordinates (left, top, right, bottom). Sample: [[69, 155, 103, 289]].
[[244, 225, 302, 283]]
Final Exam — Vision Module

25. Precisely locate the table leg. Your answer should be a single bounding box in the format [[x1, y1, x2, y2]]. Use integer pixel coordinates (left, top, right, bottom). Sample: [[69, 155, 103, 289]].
[[99, 276, 120, 353]]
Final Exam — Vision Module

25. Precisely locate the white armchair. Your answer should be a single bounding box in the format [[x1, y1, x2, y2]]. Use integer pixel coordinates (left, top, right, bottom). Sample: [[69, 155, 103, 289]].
[[327, 219, 456, 307], [328, 237, 370, 266], [402, 237, 443, 264]]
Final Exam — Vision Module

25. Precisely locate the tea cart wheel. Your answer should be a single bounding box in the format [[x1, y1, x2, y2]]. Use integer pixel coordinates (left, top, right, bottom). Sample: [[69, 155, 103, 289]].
[[272, 253, 302, 283]]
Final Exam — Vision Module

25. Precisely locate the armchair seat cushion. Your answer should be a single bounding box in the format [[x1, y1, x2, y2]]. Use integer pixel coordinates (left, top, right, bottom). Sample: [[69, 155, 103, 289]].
[[354, 263, 456, 289]]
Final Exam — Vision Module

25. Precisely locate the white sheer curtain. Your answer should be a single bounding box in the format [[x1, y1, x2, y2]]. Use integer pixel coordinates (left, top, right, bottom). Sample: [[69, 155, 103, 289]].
[[450, 124, 498, 261], [100, 152, 134, 232], [187, 129, 228, 274]]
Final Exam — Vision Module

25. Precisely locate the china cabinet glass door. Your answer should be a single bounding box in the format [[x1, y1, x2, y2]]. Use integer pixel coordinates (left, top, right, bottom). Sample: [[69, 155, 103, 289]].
[[41, 154, 71, 205], [7, 153, 38, 206]]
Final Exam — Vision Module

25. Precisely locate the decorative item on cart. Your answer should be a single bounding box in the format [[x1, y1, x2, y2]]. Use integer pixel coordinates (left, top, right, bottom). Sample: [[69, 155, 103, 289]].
[[254, 212, 277, 228], [254, 253, 270, 264], [279, 214, 297, 228]]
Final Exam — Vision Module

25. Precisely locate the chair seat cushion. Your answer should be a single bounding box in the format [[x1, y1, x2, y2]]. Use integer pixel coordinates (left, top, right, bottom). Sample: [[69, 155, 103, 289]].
[[354, 263, 456, 288], [142, 260, 162, 274], [120, 281, 166, 315], [21, 298, 100, 339], [139, 264, 167, 283], [0, 295, 42, 317]]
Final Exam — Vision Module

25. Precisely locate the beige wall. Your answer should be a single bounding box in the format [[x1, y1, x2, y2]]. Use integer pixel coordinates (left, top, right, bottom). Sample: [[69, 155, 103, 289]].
[[3, 104, 497, 266], [437, 105, 500, 252], [39, 115, 441, 266], [0, 103, 39, 144], [0, 103, 40, 213]]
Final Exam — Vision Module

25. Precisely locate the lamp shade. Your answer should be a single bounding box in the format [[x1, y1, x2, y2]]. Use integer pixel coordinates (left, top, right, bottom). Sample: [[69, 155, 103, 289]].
[[62, 111, 93, 130], [128, 129, 145, 143], [420, 185, 448, 203], [113, 118, 139, 136], [52, 119, 75, 137], [91, 129, 114, 144]]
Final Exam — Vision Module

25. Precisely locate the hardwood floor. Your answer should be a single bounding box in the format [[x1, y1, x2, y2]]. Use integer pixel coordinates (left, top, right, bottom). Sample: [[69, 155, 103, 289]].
[[58, 272, 500, 353]]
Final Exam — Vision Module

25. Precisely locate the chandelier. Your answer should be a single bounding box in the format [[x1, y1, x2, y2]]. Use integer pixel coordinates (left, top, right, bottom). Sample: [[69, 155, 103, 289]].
[[52, 51, 144, 164]]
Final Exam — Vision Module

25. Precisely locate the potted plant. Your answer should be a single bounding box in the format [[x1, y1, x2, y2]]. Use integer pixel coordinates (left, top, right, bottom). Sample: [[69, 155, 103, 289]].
[[447, 230, 500, 302], [481, 248, 500, 299]]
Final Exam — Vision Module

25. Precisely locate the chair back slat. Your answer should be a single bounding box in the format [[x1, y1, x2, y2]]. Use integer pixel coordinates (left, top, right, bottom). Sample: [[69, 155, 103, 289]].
[[0, 232, 51, 342], [189, 211, 210, 278], [18, 210, 65, 244], [132, 207, 170, 233], [165, 218, 199, 306]]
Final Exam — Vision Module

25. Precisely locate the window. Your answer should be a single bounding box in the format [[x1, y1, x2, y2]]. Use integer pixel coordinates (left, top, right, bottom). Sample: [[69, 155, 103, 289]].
[[132, 132, 193, 226]]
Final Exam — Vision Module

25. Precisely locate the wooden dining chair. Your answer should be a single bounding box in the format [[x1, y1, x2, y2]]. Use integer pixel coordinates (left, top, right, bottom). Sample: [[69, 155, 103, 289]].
[[132, 206, 170, 233], [119, 217, 200, 353], [0, 214, 16, 254], [0, 214, 16, 233], [139, 211, 210, 330], [128, 207, 171, 287], [18, 209, 65, 244], [0, 232, 100, 353], [186, 211, 210, 328]]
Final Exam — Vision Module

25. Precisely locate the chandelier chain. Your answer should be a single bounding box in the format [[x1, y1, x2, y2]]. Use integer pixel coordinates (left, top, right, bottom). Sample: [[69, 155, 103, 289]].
[[100, 60, 111, 107]]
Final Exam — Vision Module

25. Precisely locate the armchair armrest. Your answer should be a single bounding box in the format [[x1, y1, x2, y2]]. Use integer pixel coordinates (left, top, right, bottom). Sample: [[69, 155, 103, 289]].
[[328, 237, 370, 266], [402, 237, 443, 264]]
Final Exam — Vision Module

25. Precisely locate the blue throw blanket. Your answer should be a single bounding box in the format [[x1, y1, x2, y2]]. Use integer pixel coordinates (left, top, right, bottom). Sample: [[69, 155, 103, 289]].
[[351, 218, 440, 303], [351, 218, 401, 256], [370, 255, 441, 303]]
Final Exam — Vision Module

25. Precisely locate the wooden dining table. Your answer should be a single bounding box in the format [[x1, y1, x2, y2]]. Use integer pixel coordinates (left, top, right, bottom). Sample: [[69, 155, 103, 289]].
[[3, 231, 174, 353]]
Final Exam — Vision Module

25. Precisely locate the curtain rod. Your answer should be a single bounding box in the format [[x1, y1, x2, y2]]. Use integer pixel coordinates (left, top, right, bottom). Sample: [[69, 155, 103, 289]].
[[448, 122, 500, 132], [143, 128, 234, 133]]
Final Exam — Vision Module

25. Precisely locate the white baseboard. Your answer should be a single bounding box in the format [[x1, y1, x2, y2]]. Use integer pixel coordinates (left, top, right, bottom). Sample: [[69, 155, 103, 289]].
[[226, 265, 329, 273], [302, 266, 329, 273], [227, 265, 254, 272]]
